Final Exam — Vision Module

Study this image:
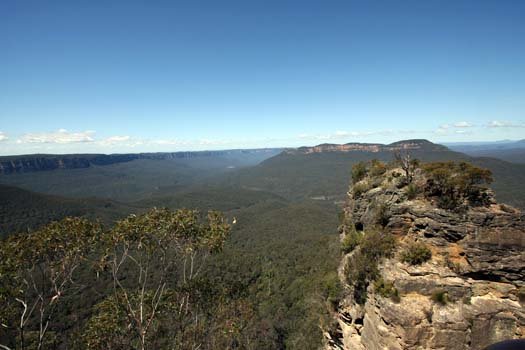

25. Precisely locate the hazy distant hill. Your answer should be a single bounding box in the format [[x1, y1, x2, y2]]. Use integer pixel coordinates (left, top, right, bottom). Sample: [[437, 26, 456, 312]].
[[446, 140, 525, 163], [0, 148, 282, 174], [446, 139, 525, 151], [2, 139, 524, 208], [450, 148, 525, 164], [0, 149, 282, 201]]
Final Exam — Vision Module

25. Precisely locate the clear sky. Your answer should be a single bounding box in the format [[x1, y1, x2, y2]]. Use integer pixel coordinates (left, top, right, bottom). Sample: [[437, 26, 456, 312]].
[[1, 0, 524, 155]]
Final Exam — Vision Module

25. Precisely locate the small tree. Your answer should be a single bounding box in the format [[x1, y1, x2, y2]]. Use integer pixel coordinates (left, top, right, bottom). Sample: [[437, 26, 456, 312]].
[[369, 159, 387, 177], [96, 208, 231, 350], [351, 162, 368, 184], [423, 161, 493, 209], [394, 151, 419, 184], [0, 218, 100, 350]]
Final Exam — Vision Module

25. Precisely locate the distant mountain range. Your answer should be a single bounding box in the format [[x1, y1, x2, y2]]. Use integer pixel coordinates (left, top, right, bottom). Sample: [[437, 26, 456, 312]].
[[3, 139, 523, 175], [1, 139, 524, 208], [0, 148, 282, 174], [444, 139, 525, 149], [445, 139, 525, 164], [288, 139, 448, 154]]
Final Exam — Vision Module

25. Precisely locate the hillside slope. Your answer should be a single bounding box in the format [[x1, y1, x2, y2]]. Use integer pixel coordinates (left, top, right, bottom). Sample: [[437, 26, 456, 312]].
[[0, 184, 140, 237]]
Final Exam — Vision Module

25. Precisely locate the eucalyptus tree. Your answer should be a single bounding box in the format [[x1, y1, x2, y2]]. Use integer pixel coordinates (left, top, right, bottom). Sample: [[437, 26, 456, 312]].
[[0, 218, 101, 350], [87, 208, 231, 350]]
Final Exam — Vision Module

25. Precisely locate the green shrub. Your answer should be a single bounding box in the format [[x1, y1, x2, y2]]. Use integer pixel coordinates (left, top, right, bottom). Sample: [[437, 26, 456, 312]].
[[406, 183, 419, 200], [341, 231, 362, 254], [374, 278, 400, 302], [374, 201, 390, 227], [423, 161, 493, 210], [401, 242, 432, 265], [369, 176, 384, 189], [346, 230, 396, 304], [352, 182, 371, 198], [369, 160, 387, 177], [322, 272, 343, 310], [360, 230, 396, 260], [351, 162, 368, 184], [431, 290, 449, 305]]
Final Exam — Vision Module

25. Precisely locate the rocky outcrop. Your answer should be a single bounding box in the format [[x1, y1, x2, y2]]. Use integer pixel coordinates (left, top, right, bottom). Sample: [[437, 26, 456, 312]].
[[326, 165, 525, 350]]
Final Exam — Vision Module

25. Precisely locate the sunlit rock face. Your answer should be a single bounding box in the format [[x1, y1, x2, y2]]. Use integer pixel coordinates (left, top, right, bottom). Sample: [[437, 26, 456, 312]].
[[287, 139, 449, 155], [326, 165, 525, 350]]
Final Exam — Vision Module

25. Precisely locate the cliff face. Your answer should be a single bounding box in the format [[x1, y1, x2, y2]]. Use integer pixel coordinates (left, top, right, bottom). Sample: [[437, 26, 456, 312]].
[[0, 149, 280, 174], [327, 165, 525, 350], [287, 140, 449, 155]]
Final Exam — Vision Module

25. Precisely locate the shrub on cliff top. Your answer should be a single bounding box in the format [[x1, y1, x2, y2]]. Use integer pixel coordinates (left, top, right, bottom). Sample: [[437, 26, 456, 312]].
[[351, 162, 368, 184], [352, 181, 371, 198], [369, 159, 387, 177], [406, 183, 419, 200], [423, 161, 493, 209]]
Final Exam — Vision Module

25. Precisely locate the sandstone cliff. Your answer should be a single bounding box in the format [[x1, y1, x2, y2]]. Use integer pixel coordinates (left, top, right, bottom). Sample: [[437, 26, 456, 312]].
[[0, 149, 280, 174], [326, 161, 524, 350], [286, 139, 449, 155]]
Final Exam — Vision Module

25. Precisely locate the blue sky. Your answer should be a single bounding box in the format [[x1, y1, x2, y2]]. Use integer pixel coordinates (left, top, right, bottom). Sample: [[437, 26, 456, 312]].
[[1, 0, 525, 155]]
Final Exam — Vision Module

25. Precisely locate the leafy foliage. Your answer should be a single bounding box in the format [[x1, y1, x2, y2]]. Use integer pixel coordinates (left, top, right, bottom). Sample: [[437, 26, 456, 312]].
[[374, 278, 400, 302], [401, 242, 432, 265], [423, 161, 493, 210], [95, 208, 231, 350], [431, 290, 449, 305], [341, 231, 362, 254], [369, 159, 387, 177], [351, 162, 368, 184], [321, 272, 343, 310], [352, 182, 371, 199], [345, 230, 396, 304], [373, 201, 391, 227], [406, 183, 419, 200], [394, 151, 420, 184], [0, 218, 102, 350]]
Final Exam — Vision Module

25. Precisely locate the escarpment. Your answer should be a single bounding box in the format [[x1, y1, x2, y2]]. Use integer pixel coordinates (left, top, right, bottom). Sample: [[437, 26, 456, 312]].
[[0, 149, 280, 174], [325, 160, 525, 350]]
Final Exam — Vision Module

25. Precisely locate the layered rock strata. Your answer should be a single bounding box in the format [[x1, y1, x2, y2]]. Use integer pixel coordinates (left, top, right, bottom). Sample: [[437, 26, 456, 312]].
[[327, 166, 524, 350]]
